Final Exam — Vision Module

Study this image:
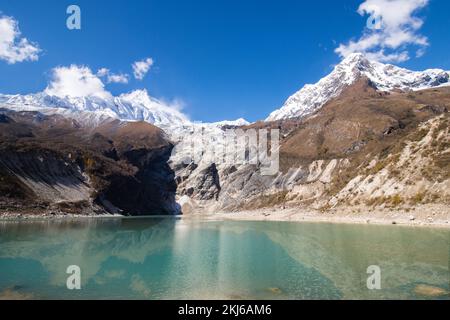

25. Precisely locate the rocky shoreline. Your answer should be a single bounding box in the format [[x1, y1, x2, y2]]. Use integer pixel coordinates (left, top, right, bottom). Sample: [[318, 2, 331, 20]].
[[0, 212, 123, 221], [202, 204, 450, 228], [1, 203, 449, 228]]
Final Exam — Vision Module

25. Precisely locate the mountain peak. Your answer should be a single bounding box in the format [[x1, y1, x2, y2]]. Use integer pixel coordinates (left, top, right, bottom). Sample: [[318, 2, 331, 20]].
[[341, 52, 367, 64], [120, 89, 150, 103], [266, 56, 450, 122], [339, 53, 371, 71]]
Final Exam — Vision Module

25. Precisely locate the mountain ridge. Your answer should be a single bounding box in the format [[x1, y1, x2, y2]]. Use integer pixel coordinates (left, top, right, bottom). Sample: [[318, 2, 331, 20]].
[[0, 89, 190, 129], [0, 89, 250, 131], [267, 53, 450, 121], [1, 53, 449, 128]]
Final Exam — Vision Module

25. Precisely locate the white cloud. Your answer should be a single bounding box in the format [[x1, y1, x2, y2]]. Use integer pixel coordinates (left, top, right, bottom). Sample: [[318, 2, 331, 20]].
[[108, 73, 129, 84], [45, 65, 112, 99], [416, 47, 426, 58], [132, 57, 154, 80], [97, 68, 129, 84], [0, 15, 40, 64], [335, 0, 429, 63], [97, 68, 109, 77]]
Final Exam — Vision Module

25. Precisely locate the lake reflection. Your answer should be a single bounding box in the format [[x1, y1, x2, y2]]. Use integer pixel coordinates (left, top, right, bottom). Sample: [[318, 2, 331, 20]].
[[0, 218, 448, 300]]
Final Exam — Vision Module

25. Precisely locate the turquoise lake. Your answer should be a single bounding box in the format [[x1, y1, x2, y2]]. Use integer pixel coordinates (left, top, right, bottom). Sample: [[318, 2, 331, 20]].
[[0, 217, 448, 300]]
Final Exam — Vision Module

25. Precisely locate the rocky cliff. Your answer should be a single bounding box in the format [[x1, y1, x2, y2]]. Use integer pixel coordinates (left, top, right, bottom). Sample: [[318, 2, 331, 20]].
[[173, 81, 449, 215], [0, 109, 180, 216]]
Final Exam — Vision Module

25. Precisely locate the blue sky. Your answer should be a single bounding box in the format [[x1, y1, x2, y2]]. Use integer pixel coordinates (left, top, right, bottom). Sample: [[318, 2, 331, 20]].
[[0, 0, 449, 122]]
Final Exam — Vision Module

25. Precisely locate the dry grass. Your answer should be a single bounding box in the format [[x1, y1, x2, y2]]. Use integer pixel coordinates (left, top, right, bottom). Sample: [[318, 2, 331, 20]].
[[243, 190, 289, 210]]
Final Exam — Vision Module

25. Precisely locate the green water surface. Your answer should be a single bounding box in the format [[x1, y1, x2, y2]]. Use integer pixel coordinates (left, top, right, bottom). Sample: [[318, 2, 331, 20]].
[[0, 218, 448, 300]]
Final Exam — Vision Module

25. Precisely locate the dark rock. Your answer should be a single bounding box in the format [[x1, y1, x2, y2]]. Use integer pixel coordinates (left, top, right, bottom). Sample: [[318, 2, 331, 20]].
[[0, 110, 180, 216]]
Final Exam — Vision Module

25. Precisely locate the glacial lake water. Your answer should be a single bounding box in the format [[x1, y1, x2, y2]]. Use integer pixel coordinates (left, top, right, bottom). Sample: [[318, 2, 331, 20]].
[[0, 217, 448, 300]]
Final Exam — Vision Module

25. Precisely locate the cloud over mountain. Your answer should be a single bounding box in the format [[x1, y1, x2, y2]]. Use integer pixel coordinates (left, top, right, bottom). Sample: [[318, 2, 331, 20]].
[[335, 0, 429, 63], [45, 65, 113, 100]]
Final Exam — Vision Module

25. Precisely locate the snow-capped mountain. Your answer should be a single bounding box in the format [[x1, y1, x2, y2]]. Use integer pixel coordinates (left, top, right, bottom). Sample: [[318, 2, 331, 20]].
[[200, 118, 250, 127], [267, 53, 450, 121], [4, 52, 448, 130], [0, 89, 250, 133], [0, 89, 191, 129], [116, 90, 191, 128]]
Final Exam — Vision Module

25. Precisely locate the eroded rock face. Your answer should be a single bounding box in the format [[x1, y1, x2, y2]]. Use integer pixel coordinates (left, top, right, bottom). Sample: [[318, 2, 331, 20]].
[[171, 85, 450, 214], [178, 163, 221, 201], [0, 110, 180, 216], [100, 146, 179, 215]]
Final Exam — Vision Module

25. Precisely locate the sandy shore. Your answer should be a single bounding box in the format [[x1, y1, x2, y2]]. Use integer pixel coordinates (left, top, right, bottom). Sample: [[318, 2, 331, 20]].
[[190, 204, 450, 228], [1, 204, 449, 228]]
